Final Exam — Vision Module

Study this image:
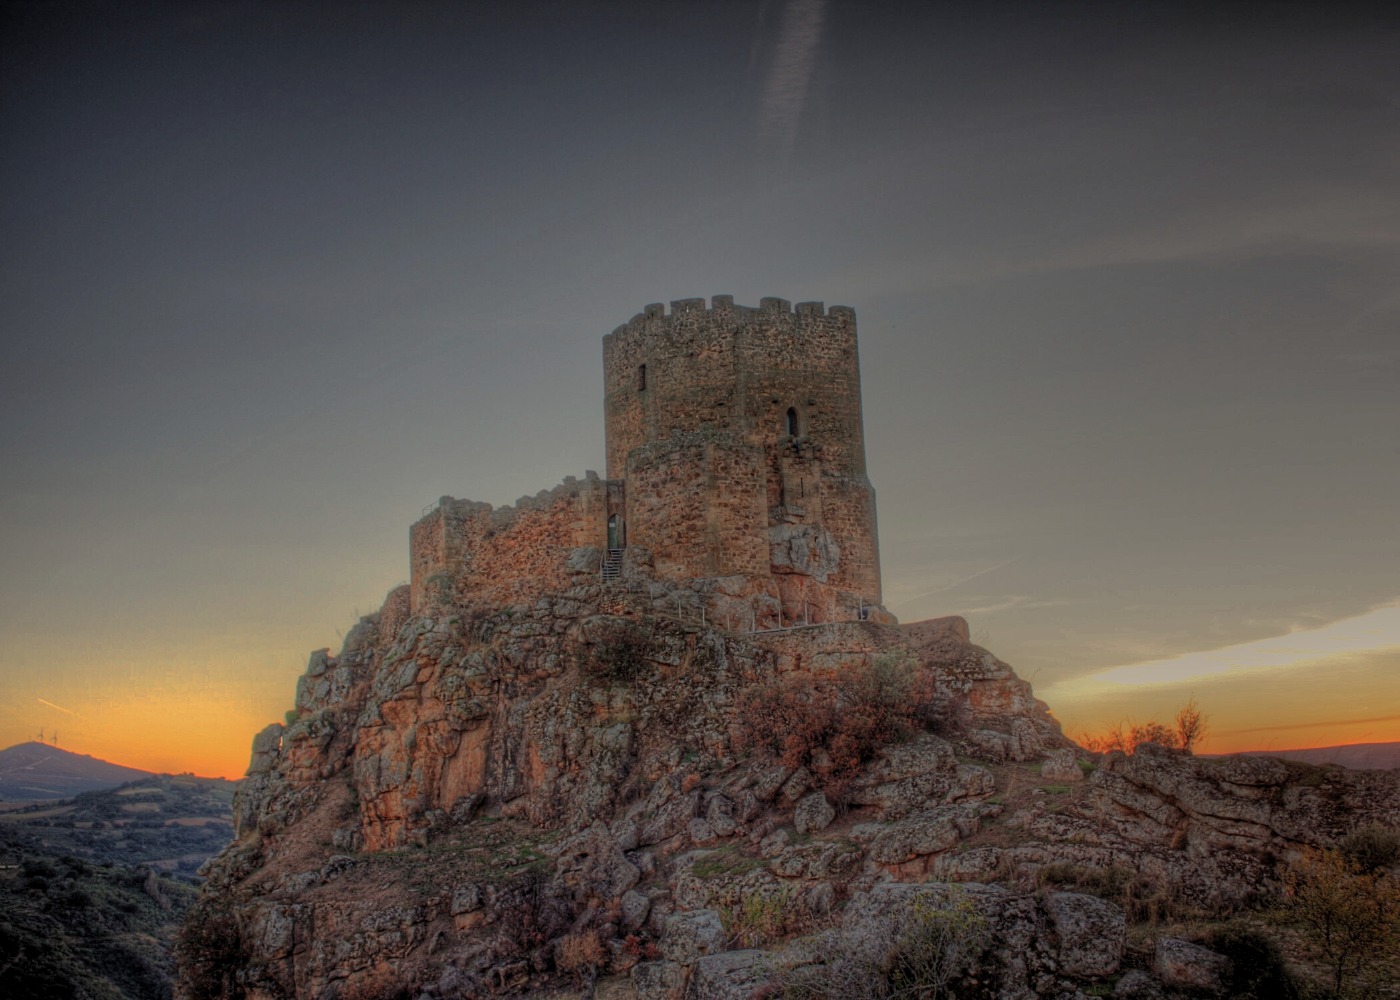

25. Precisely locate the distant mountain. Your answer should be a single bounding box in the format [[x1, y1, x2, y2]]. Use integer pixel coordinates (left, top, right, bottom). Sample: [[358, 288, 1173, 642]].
[[0, 742, 152, 801], [1230, 741, 1400, 770]]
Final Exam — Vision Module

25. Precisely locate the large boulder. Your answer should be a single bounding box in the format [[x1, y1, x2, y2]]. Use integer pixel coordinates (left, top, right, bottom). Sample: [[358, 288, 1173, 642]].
[[1044, 891, 1126, 978], [1153, 937, 1230, 992]]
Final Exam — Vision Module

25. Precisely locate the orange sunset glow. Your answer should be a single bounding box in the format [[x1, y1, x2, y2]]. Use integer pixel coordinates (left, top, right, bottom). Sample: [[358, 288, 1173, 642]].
[[3, 0, 1398, 779]]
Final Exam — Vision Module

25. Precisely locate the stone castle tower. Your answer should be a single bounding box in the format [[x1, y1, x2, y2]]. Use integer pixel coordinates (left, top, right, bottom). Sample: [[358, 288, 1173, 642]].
[[410, 296, 886, 627]]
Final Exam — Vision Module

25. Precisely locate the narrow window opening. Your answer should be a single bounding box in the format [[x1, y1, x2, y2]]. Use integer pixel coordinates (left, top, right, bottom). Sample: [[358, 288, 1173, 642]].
[[638, 364, 647, 391], [786, 407, 799, 436]]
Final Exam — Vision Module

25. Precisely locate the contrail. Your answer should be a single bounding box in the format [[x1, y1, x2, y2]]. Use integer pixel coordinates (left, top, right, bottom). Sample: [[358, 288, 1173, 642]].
[[756, 0, 826, 167], [37, 698, 80, 717], [905, 557, 1023, 602]]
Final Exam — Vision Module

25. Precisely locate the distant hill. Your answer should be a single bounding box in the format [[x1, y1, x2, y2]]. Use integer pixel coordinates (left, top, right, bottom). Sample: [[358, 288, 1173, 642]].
[[1229, 741, 1400, 770], [0, 773, 236, 879], [0, 742, 152, 801]]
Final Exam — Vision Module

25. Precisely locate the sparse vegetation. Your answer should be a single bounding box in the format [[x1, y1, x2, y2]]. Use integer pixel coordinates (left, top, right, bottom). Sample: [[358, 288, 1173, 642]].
[[720, 887, 796, 948], [735, 653, 946, 799], [771, 888, 989, 999], [577, 618, 654, 684], [1281, 845, 1400, 999], [555, 929, 606, 982], [691, 846, 764, 880], [1079, 697, 1209, 755], [1, 823, 197, 1000], [1037, 862, 1194, 925]]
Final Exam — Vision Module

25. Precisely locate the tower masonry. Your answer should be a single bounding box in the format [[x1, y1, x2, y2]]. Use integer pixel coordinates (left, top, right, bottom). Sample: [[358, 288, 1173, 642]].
[[410, 295, 889, 628]]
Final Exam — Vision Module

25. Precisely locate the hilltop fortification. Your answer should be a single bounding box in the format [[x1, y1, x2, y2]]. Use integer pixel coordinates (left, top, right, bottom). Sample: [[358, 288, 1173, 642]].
[[410, 296, 885, 628], [182, 297, 1400, 1000]]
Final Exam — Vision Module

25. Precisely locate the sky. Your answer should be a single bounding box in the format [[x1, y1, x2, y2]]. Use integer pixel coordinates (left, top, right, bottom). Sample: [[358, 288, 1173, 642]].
[[1, 0, 1397, 778]]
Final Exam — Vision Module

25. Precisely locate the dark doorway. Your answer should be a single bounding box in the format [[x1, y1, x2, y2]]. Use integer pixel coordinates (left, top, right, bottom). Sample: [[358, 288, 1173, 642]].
[[607, 514, 625, 549], [786, 407, 799, 436]]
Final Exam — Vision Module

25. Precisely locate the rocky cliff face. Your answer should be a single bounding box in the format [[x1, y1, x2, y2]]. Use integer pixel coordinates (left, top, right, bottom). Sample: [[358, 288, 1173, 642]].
[[184, 577, 1400, 1000]]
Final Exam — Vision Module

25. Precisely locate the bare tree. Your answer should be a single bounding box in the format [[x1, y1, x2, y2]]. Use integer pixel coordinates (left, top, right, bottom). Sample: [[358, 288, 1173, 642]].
[[1174, 697, 1207, 754]]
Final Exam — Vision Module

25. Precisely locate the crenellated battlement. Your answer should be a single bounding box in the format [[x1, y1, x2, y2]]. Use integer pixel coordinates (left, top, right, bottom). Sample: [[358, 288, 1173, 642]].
[[606, 294, 855, 345], [413, 471, 606, 535]]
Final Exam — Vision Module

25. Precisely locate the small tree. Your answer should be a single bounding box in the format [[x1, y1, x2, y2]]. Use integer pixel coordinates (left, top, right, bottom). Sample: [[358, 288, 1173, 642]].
[[1174, 696, 1208, 753], [886, 891, 990, 999], [1283, 847, 1400, 999]]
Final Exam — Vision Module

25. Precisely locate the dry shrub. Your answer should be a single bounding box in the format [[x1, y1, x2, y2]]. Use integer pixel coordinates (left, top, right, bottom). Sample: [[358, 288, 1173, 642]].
[[494, 871, 568, 959], [887, 892, 990, 999], [1080, 697, 1208, 755], [621, 933, 661, 961], [578, 618, 653, 684], [556, 930, 606, 979], [736, 654, 939, 799], [174, 902, 245, 1000], [1339, 823, 1400, 874], [1037, 862, 1193, 925]]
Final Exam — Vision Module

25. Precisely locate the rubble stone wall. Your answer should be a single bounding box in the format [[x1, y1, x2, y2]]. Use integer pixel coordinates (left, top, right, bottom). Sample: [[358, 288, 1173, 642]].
[[408, 475, 608, 612]]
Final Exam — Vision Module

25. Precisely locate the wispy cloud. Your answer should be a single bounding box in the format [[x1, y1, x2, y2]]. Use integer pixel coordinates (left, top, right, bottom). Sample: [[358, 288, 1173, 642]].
[[818, 187, 1400, 299], [1040, 600, 1400, 699], [755, 0, 826, 168]]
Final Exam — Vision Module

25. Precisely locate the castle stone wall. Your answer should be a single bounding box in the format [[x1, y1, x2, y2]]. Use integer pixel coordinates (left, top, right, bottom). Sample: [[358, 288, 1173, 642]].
[[603, 296, 881, 605], [409, 295, 885, 621], [624, 437, 768, 580], [409, 474, 608, 612]]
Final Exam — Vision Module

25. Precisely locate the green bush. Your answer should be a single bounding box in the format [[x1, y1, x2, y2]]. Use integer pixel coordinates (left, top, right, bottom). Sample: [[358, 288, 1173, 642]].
[[887, 892, 990, 998], [1339, 823, 1400, 874], [771, 888, 989, 1000], [174, 903, 247, 1000]]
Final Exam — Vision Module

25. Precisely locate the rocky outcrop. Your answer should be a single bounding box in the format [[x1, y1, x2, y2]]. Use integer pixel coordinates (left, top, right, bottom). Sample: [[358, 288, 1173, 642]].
[[182, 579, 1400, 1000], [1093, 741, 1400, 857]]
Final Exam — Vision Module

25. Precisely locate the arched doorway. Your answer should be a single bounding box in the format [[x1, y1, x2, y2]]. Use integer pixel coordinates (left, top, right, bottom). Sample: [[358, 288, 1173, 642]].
[[607, 514, 625, 550], [786, 407, 799, 436]]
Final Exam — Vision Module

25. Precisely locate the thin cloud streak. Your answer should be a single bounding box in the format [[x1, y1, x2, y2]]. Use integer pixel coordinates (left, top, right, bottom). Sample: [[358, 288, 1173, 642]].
[[755, 0, 826, 167], [1040, 601, 1400, 697], [956, 596, 1071, 616], [1220, 714, 1400, 738], [899, 557, 1023, 603]]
